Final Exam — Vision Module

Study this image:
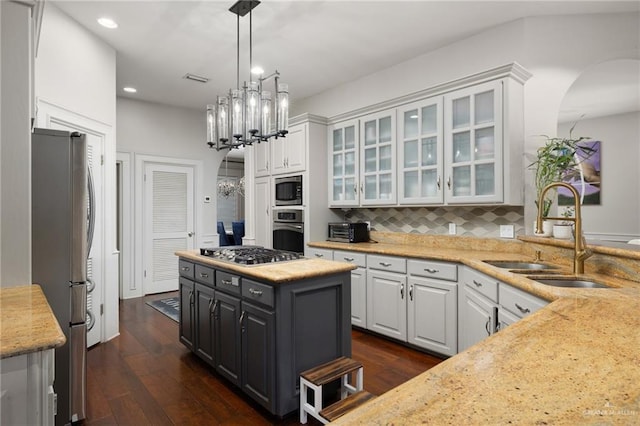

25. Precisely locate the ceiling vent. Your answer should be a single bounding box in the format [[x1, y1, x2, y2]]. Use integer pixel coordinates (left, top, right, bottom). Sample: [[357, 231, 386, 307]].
[[183, 73, 209, 83]]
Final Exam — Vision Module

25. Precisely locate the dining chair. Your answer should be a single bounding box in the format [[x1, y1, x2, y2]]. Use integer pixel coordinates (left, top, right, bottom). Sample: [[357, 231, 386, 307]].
[[217, 221, 231, 246], [232, 220, 245, 246]]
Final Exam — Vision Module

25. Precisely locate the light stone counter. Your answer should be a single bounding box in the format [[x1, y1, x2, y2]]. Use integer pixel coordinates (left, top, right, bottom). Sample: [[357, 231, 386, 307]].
[[0, 285, 66, 358], [308, 233, 640, 424], [175, 250, 356, 283]]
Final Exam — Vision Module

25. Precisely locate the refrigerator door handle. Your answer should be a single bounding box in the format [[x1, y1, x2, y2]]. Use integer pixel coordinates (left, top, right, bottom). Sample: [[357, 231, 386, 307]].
[[71, 135, 88, 283], [70, 323, 87, 422], [70, 283, 87, 325], [87, 165, 96, 259]]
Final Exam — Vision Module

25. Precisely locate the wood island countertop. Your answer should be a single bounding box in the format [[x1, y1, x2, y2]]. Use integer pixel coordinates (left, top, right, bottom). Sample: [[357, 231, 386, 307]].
[[0, 285, 66, 359], [308, 234, 640, 425], [175, 250, 356, 283]]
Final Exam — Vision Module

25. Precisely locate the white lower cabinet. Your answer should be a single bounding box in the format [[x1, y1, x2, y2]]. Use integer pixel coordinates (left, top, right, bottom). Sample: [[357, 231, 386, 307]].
[[458, 267, 548, 351], [407, 259, 458, 356], [367, 268, 407, 340]]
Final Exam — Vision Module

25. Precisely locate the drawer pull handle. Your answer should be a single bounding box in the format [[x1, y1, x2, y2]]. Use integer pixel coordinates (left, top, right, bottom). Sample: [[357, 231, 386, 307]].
[[314, 253, 324, 258], [473, 280, 483, 287], [221, 279, 232, 286], [199, 272, 209, 278], [380, 262, 392, 267], [515, 303, 530, 314], [424, 268, 439, 274], [485, 317, 491, 335], [181, 267, 190, 272], [249, 288, 263, 297], [409, 284, 414, 301], [400, 283, 404, 299], [344, 257, 354, 262]]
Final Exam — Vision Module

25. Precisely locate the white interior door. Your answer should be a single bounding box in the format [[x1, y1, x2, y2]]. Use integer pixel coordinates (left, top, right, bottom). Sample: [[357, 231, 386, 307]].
[[143, 163, 195, 294]]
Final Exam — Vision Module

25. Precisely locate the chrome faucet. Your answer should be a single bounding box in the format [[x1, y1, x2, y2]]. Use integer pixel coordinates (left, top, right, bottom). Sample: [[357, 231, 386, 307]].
[[535, 182, 592, 274]]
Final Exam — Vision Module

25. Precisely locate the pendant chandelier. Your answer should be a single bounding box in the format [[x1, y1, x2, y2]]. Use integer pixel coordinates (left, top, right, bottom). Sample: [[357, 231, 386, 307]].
[[207, 0, 289, 151]]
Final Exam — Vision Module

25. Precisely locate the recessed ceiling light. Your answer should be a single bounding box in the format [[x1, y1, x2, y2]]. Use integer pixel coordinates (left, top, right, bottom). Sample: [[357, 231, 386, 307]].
[[97, 17, 118, 29], [251, 66, 264, 75], [123, 87, 137, 93]]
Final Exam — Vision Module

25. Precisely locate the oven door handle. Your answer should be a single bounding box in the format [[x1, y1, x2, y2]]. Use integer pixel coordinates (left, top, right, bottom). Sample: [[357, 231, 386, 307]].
[[273, 223, 304, 233]]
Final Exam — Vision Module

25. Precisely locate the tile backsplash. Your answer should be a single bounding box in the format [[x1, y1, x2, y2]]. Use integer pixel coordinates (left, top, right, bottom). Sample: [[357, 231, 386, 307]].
[[339, 206, 525, 238]]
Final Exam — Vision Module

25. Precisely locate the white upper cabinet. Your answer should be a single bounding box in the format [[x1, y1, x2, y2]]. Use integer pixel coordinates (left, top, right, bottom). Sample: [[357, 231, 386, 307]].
[[444, 80, 504, 204], [271, 122, 306, 175], [360, 109, 397, 206], [254, 141, 270, 177], [398, 97, 444, 205], [328, 119, 360, 207]]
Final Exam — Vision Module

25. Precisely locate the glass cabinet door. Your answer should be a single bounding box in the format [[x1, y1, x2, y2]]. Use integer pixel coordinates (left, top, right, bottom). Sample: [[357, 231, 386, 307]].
[[329, 119, 359, 207], [398, 97, 443, 204], [359, 109, 396, 205], [444, 80, 503, 203]]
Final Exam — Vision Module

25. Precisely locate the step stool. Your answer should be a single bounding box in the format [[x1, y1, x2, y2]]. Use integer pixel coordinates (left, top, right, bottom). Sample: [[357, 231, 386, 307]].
[[319, 390, 376, 423], [299, 356, 364, 424]]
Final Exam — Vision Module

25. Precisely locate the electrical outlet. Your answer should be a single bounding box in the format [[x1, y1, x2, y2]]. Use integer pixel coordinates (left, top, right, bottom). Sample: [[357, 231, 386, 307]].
[[500, 224, 515, 238], [448, 223, 456, 235]]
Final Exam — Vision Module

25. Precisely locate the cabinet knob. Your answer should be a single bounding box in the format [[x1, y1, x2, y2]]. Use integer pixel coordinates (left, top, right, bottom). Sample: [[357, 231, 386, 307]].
[[188, 231, 194, 237]]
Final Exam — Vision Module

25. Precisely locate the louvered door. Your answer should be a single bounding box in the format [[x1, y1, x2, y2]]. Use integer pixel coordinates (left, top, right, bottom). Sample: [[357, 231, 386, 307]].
[[144, 163, 195, 294]]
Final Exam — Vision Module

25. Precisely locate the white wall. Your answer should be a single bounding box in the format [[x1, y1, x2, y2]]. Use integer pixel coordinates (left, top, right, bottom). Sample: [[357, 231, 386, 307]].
[[558, 112, 640, 240], [293, 12, 640, 234], [117, 97, 225, 297], [35, 2, 119, 341], [0, 1, 33, 288]]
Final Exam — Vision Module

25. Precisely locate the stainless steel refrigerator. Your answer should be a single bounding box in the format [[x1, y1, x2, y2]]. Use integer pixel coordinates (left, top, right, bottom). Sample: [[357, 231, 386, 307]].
[[32, 128, 93, 425]]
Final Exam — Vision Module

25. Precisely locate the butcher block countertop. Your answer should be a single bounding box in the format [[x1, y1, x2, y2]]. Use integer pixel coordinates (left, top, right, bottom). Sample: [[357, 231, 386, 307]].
[[175, 250, 356, 283], [0, 285, 66, 359], [308, 233, 640, 425]]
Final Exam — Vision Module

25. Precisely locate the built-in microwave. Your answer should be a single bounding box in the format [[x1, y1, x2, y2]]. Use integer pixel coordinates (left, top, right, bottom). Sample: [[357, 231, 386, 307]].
[[274, 175, 302, 206]]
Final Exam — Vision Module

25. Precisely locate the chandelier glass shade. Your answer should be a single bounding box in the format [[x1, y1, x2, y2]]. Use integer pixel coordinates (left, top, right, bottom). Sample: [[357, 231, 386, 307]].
[[207, 0, 289, 151]]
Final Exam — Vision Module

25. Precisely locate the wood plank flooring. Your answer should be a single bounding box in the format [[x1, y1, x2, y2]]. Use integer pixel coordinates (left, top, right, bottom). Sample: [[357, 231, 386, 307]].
[[85, 292, 443, 425]]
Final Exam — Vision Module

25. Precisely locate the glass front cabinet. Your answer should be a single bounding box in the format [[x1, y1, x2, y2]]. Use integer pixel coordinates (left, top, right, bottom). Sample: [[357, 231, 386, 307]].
[[443, 80, 504, 204], [398, 97, 444, 204], [329, 119, 360, 207], [328, 67, 527, 208]]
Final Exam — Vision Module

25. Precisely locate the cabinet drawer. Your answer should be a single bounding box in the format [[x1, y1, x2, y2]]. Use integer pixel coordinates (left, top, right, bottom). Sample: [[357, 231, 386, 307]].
[[334, 250, 366, 268], [407, 259, 457, 282], [306, 247, 333, 260], [500, 284, 547, 319], [367, 254, 406, 273], [216, 271, 241, 295], [242, 279, 275, 309], [464, 268, 498, 303], [179, 260, 194, 279], [194, 264, 215, 286]]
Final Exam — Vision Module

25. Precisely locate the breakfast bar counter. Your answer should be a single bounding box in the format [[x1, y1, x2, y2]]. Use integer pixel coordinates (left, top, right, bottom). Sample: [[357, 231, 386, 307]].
[[308, 233, 640, 424]]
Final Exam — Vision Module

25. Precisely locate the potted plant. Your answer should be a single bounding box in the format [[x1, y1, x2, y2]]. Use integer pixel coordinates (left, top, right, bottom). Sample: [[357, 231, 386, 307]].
[[528, 125, 594, 236], [553, 207, 575, 239]]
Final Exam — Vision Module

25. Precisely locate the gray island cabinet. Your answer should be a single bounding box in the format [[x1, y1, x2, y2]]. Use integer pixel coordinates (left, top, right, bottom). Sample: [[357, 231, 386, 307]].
[[176, 252, 354, 417]]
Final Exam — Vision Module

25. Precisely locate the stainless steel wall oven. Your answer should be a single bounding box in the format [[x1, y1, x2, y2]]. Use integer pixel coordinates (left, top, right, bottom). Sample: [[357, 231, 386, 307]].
[[272, 209, 304, 253]]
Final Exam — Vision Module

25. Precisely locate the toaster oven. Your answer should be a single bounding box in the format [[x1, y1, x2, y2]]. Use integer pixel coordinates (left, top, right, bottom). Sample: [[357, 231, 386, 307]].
[[327, 222, 370, 243]]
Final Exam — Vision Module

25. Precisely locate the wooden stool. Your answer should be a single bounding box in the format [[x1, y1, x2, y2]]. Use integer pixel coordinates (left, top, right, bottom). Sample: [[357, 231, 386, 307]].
[[319, 390, 375, 423], [299, 356, 364, 424]]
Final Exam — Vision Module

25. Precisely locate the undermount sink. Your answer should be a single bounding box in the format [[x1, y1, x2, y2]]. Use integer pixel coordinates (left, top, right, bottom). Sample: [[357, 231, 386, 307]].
[[483, 260, 558, 270], [533, 278, 609, 289]]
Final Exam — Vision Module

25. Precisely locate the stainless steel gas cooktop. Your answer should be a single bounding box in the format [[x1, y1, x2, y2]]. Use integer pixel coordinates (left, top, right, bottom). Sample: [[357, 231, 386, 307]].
[[199, 246, 304, 265]]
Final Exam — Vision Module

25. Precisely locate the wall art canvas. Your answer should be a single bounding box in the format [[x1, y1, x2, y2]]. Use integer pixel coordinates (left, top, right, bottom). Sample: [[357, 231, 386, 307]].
[[558, 140, 601, 205]]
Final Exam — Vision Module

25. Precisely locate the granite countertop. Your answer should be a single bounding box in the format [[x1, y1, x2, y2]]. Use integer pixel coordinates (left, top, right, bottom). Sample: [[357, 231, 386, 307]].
[[0, 285, 66, 359], [308, 235, 640, 424], [175, 250, 356, 283]]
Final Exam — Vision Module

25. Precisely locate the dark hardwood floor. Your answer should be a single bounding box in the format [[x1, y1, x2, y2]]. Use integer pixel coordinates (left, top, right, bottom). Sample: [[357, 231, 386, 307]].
[[85, 292, 443, 425]]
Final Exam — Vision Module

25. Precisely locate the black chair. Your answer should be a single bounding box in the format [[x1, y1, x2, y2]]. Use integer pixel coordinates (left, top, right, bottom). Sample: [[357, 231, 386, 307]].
[[232, 220, 245, 245], [217, 221, 231, 247]]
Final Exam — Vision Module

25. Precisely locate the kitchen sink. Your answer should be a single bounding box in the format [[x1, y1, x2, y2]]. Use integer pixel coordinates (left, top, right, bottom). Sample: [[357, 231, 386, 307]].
[[533, 278, 609, 289], [483, 260, 558, 270]]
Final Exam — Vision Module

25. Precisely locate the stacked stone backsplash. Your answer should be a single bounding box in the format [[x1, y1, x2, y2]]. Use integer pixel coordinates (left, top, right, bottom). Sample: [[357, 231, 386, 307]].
[[340, 206, 525, 238]]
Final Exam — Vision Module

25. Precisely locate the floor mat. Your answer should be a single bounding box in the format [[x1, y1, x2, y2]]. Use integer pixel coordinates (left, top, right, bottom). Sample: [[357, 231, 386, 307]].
[[145, 297, 179, 322]]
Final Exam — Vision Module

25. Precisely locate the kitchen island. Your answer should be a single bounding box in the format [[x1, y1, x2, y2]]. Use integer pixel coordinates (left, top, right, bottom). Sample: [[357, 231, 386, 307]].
[[175, 249, 356, 417], [308, 233, 640, 424]]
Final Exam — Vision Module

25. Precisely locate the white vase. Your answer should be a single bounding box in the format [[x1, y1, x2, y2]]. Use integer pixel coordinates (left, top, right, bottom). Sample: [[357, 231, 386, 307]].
[[533, 220, 554, 237], [552, 224, 573, 239]]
